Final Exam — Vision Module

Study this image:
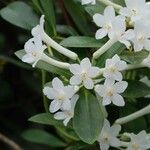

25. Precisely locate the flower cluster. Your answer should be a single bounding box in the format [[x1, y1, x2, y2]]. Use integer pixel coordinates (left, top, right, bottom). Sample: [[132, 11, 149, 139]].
[[95, 55, 128, 106], [98, 119, 150, 150], [15, 0, 150, 149]]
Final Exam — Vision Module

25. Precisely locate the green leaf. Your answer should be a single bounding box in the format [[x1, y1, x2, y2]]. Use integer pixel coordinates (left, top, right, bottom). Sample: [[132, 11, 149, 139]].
[[123, 80, 150, 98], [60, 36, 105, 48], [32, 0, 56, 36], [65, 141, 88, 150], [0, 1, 39, 30], [64, 0, 91, 35], [28, 113, 64, 127], [22, 129, 66, 147], [85, 3, 105, 16], [73, 89, 104, 144], [120, 50, 149, 64], [56, 25, 78, 36], [96, 42, 126, 67], [15, 50, 71, 78], [29, 113, 79, 141]]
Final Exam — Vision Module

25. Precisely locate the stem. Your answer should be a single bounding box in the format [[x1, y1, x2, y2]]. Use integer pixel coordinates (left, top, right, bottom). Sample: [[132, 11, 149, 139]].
[[0, 133, 22, 150], [93, 38, 117, 60], [97, 0, 122, 10], [42, 32, 78, 60], [115, 104, 150, 125], [47, 45, 53, 56], [124, 64, 145, 70], [42, 70, 49, 113], [41, 53, 71, 69]]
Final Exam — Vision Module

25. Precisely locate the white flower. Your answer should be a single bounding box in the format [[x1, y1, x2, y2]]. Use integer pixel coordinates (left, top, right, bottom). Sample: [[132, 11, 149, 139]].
[[31, 15, 45, 37], [69, 58, 100, 89], [95, 79, 128, 106], [140, 76, 150, 98], [43, 78, 75, 113], [103, 55, 127, 81], [54, 94, 79, 126], [127, 131, 150, 150], [93, 6, 116, 39], [97, 119, 121, 150], [131, 22, 150, 52], [120, 0, 150, 23], [22, 36, 47, 67], [81, 0, 95, 5], [31, 15, 78, 60]]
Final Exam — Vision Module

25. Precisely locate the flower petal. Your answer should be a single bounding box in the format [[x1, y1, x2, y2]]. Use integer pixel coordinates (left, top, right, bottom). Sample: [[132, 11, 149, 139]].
[[104, 6, 115, 21], [110, 137, 121, 147], [49, 100, 61, 113], [52, 77, 64, 90], [63, 117, 71, 126], [95, 28, 108, 39], [43, 87, 55, 99], [22, 54, 35, 63], [70, 75, 82, 85], [83, 77, 94, 89], [61, 100, 71, 111], [87, 67, 100, 78], [54, 112, 66, 120], [95, 84, 105, 97], [70, 64, 81, 75], [110, 124, 121, 136], [93, 13, 105, 27], [114, 81, 128, 93], [64, 85, 75, 98], [80, 58, 91, 69], [112, 94, 125, 106], [102, 96, 111, 106]]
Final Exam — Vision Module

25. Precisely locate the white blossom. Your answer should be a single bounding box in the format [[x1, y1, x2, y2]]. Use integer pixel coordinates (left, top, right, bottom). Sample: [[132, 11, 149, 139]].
[[93, 6, 133, 48], [81, 0, 95, 5], [95, 79, 128, 106], [43, 78, 75, 113], [97, 119, 121, 150], [120, 0, 150, 24], [22, 36, 47, 67], [69, 58, 100, 89], [32, 15, 78, 60], [54, 94, 79, 126], [103, 55, 127, 81], [93, 6, 117, 40], [127, 131, 150, 150], [131, 22, 150, 52]]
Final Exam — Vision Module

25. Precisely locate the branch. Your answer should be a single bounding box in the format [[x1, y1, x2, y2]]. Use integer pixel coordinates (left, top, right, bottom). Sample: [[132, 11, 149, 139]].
[[115, 104, 150, 125], [0, 133, 22, 150]]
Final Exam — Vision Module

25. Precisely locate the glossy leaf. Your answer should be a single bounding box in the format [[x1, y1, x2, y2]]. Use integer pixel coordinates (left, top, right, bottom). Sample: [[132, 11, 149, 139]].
[[22, 129, 66, 147], [64, 0, 91, 35], [73, 90, 104, 144], [60, 36, 105, 48], [0, 1, 38, 30], [120, 50, 149, 64], [123, 80, 150, 98]]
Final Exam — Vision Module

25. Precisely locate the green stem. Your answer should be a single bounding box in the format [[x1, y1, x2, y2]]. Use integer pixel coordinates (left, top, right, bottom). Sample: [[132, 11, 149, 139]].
[[42, 70, 49, 112], [97, 0, 122, 10], [115, 104, 150, 125]]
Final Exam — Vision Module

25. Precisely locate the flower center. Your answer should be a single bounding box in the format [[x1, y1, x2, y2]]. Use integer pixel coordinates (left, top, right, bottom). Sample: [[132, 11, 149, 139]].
[[104, 24, 112, 31], [107, 90, 113, 97], [109, 66, 117, 73], [81, 70, 88, 79], [31, 52, 37, 57], [102, 133, 109, 143], [57, 93, 66, 101], [65, 111, 73, 117], [138, 35, 145, 42]]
